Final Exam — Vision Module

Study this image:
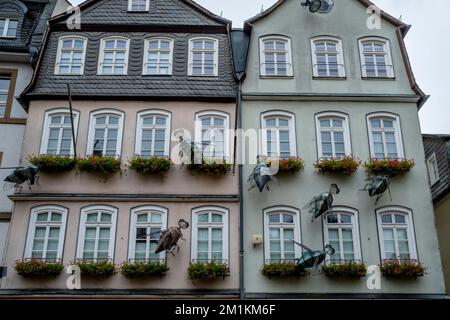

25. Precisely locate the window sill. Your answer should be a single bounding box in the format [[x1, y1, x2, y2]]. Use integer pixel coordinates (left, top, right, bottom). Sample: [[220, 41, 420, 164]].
[[259, 75, 294, 80], [187, 75, 219, 78], [313, 76, 347, 80], [142, 74, 173, 77], [362, 77, 396, 81]]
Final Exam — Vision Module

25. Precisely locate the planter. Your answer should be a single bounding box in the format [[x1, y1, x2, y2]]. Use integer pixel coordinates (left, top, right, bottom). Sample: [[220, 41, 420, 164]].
[[188, 261, 230, 281], [314, 157, 360, 176], [129, 157, 172, 175], [120, 261, 169, 279], [77, 156, 122, 176], [186, 159, 231, 177], [76, 261, 116, 278], [15, 260, 64, 278], [265, 157, 305, 175], [321, 261, 367, 279], [29, 155, 76, 173], [364, 159, 415, 177], [380, 260, 425, 279], [261, 262, 307, 278]]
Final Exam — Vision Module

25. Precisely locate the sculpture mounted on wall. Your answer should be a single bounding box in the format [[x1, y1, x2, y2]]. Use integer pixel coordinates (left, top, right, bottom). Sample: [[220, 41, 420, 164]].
[[361, 175, 391, 205], [291, 240, 335, 270], [3, 166, 39, 191], [247, 156, 279, 192], [155, 219, 190, 256], [302, 184, 340, 220]]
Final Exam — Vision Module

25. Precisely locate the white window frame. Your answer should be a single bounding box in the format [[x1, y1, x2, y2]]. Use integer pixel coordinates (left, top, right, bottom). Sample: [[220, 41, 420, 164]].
[[135, 110, 171, 157], [263, 207, 302, 262], [128, 206, 168, 262], [261, 111, 297, 160], [259, 36, 293, 77], [86, 109, 125, 158], [40, 108, 80, 156], [188, 37, 219, 77], [98, 37, 130, 75], [310, 36, 346, 78], [376, 207, 418, 261], [76, 205, 118, 262], [315, 112, 351, 160], [323, 207, 362, 263], [0, 18, 18, 38], [427, 153, 440, 186], [24, 205, 68, 262], [191, 206, 229, 263], [367, 112, 404, 159], [358, 37, 395, 78], [54, 36, 88, 75], [128, 0, 150, 11], [195, 110, 230, 161], [143, 37, 174, 75]]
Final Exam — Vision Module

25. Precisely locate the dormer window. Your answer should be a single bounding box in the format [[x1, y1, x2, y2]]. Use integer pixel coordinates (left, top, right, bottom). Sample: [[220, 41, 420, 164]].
[[0, 18, 18, 38], [98, 37, 130, 75], [128, 0, 150, 12], [188, 37, 218, 77], [143, 38, 174, 75], [55, 36, 87, 75]]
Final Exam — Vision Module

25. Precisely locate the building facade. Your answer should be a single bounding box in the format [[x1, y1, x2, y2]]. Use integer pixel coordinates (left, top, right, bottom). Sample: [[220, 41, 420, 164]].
[[240, 0, 445, 298], [0, 0, 68, 284], [1, 0, 239, 297]]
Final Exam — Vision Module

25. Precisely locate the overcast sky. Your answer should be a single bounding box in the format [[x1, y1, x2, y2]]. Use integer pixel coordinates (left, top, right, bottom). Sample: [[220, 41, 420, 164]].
[[69, 0, 450, 134]]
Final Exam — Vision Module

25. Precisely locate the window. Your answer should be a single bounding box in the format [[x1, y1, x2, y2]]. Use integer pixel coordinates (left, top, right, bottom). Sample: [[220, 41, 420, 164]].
[[76, 206, 118, 262], [195, 111, 230, 161], [128, 0, 150, 11], [24, 206, 68, 262], [264, 207, 301, 262], [0, 77, 11, 118], [143, 38, 173, 75], [315, 112, 351, 159], [135, 110, 171, 157], [87, 110, 124, 157], [261, 111, 297, 160], [260, 36, 293, 77], [367, 113, 404, 159], [129, 206, 167, 262], [427, 153, 440, 186], [55, 36, 87, 75], [192, 207, 229, 262], [0, 18, 18, 38], [311, 37, 345, 78], [323, 208, 361, 263], [359, 37, 394, 78], [376, 207, 417, 261], [40, 109, 79, 156], [98, 37, 130, 75], [188, 37, 218, 76]]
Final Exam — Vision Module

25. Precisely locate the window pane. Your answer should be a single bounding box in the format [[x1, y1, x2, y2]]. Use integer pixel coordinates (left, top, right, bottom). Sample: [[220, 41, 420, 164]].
[[270, 229, 280, 240], [269, 214, 279, 223], [283, 214, 294, 224]]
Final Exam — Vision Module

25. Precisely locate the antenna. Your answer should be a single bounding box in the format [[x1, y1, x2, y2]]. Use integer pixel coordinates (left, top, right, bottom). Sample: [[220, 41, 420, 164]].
[[220, 10, 223, 17], [260, 5, 264, 13]]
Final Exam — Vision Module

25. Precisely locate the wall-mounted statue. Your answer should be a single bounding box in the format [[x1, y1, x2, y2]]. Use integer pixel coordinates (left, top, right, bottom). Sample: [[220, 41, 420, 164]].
[[291, 240, 335, 270], [302, 184, 340, 220], [248, 156, 279, 192], [155, 219, 190, 256], [3, 166, 39, 191], [361, 175, 391, 205]]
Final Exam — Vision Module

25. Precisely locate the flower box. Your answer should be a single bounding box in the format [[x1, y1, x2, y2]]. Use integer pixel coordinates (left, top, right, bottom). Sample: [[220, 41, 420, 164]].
[[261, 262, 307, 278], [120, 261, 169, 279], [364, 159, 415, 177], [77, 156, 121, 176], [321, 261, 367, 279], [129, 157, 172, 175], [314, 157, 360, 176], [15, 260, 64, 278], [380, 260, 425, 279], [186, 159, 231, 177], [76, 261, 116, 278], [266, 157, 305, 175], [29, 155, 76, 173], [188, 261, 230, 281]]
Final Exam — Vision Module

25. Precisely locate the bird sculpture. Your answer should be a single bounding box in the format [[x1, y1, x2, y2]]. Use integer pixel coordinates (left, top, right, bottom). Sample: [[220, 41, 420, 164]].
[[155, 219, 190, 256], [291, 240, 335, 271], [302, 184, 340, 221], [3, 166, 39, 191], [361, 175, 391, 205], [247, 156, 279, 192]]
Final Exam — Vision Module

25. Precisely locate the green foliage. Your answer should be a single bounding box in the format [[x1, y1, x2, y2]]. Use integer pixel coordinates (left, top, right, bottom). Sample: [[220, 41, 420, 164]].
[[77, 156, 122, 176], [364, 159, 415, 177], [129, 157, 172, 175], [266, 157, 305, 175], [187, 261, 230, 281], [120, 261, 169, 279], [76, 261, 116, 278], [321, 261, 367, 278], [260, 262, 307, 278], [186, 159, 231, 176], [29, 155, 76, 173], [14, 260, 64, 278], [314, 156, 360, 175], [380, 260, 425, 279]]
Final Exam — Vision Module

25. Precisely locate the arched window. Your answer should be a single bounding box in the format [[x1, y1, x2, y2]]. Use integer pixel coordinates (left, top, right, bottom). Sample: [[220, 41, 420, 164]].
[[128, 206, 168, 262], [315, 112, 351, 159], [367, 113, 404, 159], [191, 207, 229, 263], [323, 207, 361, 263], [55, 36, 87, 75], [263, 207, 301, 263], [136, 110, 171, 157], [24, 206, 68, 262], [260, 36, 293, 77], [98, 37, 130, 75], [40, 109, 79, 156], [261, 111, 297, 160], [143, 37, 174, 75], [76, 205, 118, 262], [195, 111, 230, 160], [87, 109, 124, 157], [310, 36, 345, 78], [359, 37, 394, 78], [188, 37, 218, 76]]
